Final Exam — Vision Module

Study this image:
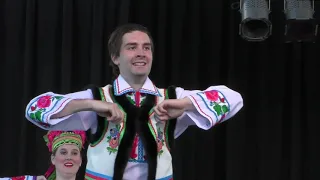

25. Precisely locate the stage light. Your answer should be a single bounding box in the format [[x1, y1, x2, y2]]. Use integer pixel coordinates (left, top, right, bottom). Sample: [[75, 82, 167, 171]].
[[284, 0, 318, 42], [239, 0, 272, 41]]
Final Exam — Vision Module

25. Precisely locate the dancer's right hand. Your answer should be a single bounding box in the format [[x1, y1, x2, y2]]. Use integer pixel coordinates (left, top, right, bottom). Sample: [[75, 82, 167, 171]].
[[91, 100, 124, 123]]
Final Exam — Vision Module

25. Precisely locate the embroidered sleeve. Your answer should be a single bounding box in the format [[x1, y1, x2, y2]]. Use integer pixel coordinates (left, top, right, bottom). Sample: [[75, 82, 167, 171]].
[[175, 85, 243, 134], [25, 89, 97, 131], [0, 175, 36, 180], [25, 92, 72, 129]]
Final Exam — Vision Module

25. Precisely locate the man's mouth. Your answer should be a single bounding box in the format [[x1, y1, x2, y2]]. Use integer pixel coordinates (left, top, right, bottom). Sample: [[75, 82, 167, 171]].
[[132, 62, 146, 66], [64, 162, 74, 167]]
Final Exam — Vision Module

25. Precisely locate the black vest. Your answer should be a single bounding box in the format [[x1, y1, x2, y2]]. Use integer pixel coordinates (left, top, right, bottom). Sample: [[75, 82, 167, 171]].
[[86, 85, 177, 180]]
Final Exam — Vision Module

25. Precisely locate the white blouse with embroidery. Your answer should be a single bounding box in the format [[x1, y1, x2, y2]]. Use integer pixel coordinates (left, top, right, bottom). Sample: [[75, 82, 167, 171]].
[[0, 176, 36, 180], [25, 75, 243, 180]]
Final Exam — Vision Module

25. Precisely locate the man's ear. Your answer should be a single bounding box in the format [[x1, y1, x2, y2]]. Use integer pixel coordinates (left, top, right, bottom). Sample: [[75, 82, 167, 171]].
[[111, 55, 120, 65]]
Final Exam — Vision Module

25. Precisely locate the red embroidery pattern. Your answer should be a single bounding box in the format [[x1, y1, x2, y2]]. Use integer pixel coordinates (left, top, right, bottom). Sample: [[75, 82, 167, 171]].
[[11, 176, 25, 180], [204, 90, 229, 122], [106, 124, 121, 154], [28, 95, 64, 122], [37, 95, 52, 108], [157, 127, 164, 156]]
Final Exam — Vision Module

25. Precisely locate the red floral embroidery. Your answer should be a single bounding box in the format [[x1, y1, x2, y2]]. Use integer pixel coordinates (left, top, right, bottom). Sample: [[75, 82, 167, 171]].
[[157, 128, 164, 156], [204, 90, 229, 118], [204, 90, 219, 101], [31, 106, 36, 111], [106, 125, 121, 154], [37, 95, 52, 108], [109, 136, 119, 148], [11, 176, 25, 180]]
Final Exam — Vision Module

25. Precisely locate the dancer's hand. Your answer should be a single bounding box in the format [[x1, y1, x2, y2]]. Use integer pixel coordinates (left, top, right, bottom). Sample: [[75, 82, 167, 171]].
[[154, 98, 194, 121], [91, 100, 124, 123]]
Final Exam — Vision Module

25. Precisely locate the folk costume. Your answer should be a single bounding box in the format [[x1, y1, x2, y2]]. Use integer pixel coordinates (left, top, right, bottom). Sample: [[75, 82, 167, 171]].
[[0, 131, 86, 180], [43, 130, 86, 180], [25, 75, 243, 180]]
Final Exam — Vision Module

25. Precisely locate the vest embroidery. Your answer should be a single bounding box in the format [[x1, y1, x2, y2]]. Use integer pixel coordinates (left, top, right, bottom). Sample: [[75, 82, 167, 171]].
[[85, 84, 177, 180]]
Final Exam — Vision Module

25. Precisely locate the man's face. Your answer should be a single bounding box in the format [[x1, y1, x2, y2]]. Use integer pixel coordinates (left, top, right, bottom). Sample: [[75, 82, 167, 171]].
[[112, 30, 153, 79]]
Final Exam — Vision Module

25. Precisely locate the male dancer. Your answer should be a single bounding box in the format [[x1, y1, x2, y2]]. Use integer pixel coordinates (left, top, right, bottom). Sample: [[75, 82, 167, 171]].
[[25, 23, 243, 180]]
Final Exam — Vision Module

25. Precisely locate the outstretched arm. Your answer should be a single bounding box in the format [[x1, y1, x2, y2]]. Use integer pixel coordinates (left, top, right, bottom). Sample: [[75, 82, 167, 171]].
[[25, 89, 98, 131], [25, 89, 124, 132], [155, 85, 243, 138]]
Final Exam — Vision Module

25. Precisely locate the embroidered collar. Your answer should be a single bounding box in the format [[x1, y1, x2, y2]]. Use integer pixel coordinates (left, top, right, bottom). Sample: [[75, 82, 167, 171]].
[[113, 75, 162, 97]]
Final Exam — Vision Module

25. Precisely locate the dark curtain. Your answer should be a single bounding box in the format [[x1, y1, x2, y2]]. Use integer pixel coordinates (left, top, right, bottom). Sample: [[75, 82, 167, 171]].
[[1, 0, 320, 179]]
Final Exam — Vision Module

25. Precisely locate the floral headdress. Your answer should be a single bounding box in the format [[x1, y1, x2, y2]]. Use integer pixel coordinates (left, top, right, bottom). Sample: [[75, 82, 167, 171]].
[[43, 131, 86, 153], [43, 131, 86, 180]]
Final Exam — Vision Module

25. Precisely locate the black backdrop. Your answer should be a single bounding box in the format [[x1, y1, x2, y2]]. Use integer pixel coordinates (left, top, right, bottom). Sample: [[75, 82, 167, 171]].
[[1, 0, 320, 179]]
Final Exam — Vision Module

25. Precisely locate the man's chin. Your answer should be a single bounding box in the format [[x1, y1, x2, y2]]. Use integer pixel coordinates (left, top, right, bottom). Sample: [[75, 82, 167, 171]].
[[132, 72, 149, 77]]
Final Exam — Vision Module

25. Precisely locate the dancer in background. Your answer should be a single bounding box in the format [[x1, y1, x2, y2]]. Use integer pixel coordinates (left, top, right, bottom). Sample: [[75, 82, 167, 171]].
[[0, 131, 86, 180]]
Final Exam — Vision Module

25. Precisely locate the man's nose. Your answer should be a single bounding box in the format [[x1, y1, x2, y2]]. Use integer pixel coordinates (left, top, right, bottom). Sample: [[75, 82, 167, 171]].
[[136, 47, 146, 57]]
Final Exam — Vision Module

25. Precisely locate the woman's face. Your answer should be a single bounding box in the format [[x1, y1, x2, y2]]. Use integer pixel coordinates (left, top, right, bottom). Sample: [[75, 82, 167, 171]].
[[51, 144, 82, 177]]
